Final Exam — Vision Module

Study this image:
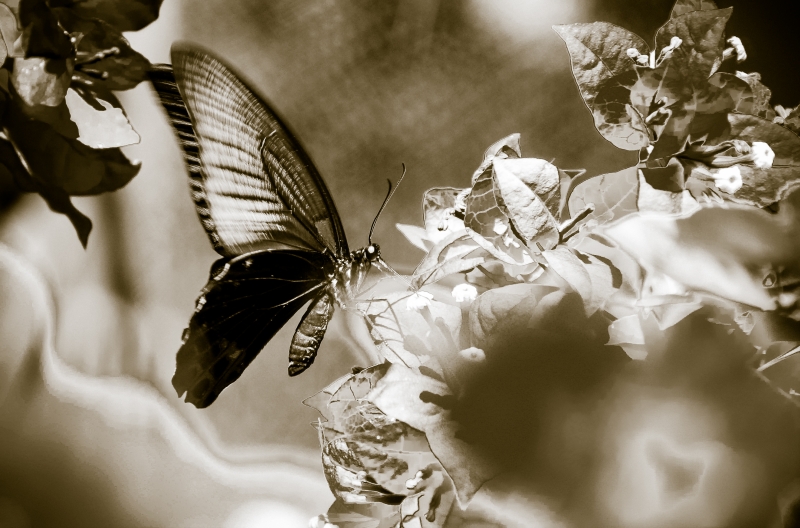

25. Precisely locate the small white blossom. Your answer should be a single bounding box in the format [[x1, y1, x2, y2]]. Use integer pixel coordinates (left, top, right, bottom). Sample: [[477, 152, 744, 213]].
[[493, 219, 508, 235], [669, 36, 683, 49], [727, 36, 747, 62], [713, 166, 743, 194], [452, 283, 478, 303], [459, 347, 486, 362], [626, 48, 640, 58], [750, 141, 775, 169], [406, 291, 434, 311]]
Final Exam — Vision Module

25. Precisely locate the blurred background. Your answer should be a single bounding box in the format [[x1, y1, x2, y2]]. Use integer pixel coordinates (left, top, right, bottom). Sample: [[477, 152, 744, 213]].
[[0, 0, 799, 526]]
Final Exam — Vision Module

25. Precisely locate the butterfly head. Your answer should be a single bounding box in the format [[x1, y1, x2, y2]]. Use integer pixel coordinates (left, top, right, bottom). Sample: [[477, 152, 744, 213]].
[[366, 243, 381, 261]]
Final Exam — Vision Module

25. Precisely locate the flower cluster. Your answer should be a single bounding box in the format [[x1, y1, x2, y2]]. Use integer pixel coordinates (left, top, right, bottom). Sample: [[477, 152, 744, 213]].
[[0, 0, 161, 246], [309, 0, 800, 525]]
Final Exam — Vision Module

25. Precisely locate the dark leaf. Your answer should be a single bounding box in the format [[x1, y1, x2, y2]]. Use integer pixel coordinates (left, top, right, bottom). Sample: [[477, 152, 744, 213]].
[[670, 0, 719, 18], [782, 106, 800, 137], [0, 137, 92, 246], [654, 8, 733, 86], [685, 73, 753, 143], [553, 22, 649, 110], [4, 95, 140, 196], [55, 9, 151, 91], [18, 0, 73, 59], [735, 71, 774, 119], [49, 0, 163, 32]]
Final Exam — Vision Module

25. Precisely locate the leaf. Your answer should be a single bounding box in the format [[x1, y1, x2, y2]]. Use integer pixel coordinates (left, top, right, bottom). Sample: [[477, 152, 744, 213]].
[[4, 94, 140, 196], [49, 0, 164, 32], [18, 0, 73, 59], [654, 7, 733, 86], [64, 89, 139, 148], [471, 133, 521, 182], [54, 9, 152, 91], [607, 314, 648, 360], [464, 170, 532, 265], [468, 283, 560, 348], [553, 22, 649, 110], [684, 72, 754, 143], [637, 165, 699, 214], [411, 232, 485, 289], [735, 71, 773, 119], [358, 291, 463, 370], [0, 3, 19, 63], [541, 247, 619, 316], [311, 365, 457, 527], [781, 106, 800, 137], [396, 223, 431, 252], [421, 187, 467, 244], [492, 158, 560, 250], [591, 77, 648, 151], [367, 365, 499, 506], [11, 57, 73, 107], [685, 114, 800, 207], [671, 0, 719, 18], [567, 165, 640, 231], [603, 205, 800, 310]]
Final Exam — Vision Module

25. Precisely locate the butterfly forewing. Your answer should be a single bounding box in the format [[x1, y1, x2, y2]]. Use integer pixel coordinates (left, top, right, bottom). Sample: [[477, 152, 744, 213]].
[[148, 45, 365, 408], [174, 250, 335, 408], [167, 44, 349, 257]]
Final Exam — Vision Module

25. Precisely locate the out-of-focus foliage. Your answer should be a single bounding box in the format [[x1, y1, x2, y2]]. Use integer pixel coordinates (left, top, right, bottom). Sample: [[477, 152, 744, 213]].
[[0, 0, 161, 246], [306, 0, 800, 524]]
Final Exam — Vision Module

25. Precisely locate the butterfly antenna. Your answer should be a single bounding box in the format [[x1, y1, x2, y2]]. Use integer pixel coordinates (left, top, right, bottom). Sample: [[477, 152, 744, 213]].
[[368, 163, 406, 245]]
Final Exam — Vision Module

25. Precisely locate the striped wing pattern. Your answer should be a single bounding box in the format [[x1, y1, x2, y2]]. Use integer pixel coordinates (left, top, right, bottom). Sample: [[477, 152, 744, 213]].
[[173, 250, 336, 408], [149, 44, 357, 408], [164, 44, 348, 257]]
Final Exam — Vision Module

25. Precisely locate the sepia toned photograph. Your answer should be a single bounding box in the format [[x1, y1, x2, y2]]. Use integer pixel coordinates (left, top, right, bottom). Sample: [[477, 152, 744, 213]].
[[1, 0, 800, 526]]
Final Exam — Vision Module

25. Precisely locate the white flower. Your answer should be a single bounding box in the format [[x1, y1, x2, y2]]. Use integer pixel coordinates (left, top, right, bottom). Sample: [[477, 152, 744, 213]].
[[459, 347, 486, 362], [493, 219, 508, 235], [728, 36, 747, 62], [406, 291, 434, 311], [452, 283, 478, 303], [669, 36, 683, 49], [626, 48, 640, 58], [750, 141, 775, 169], [713, 166, 742, 194]]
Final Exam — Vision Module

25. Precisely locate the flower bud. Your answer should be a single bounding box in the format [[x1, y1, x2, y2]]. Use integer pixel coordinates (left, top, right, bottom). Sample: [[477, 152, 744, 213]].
[[727, 36, 747, 62], [669, 36, 683, 48], [713, 166, 743, 194], [452, 283, 478, 303]]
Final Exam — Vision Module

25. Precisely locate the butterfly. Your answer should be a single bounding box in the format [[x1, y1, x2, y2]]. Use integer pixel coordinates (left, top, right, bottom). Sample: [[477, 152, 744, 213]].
[[148, 44, 394, 408]]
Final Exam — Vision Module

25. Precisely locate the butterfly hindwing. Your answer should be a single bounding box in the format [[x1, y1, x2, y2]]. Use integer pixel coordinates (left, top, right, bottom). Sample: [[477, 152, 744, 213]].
[[150, 44, 349, 258], [173, 250, 335, 408]]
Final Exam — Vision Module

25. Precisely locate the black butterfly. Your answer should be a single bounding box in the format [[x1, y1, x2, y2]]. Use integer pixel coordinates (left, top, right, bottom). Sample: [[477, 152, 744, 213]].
[[149, 45, 391, 408]]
